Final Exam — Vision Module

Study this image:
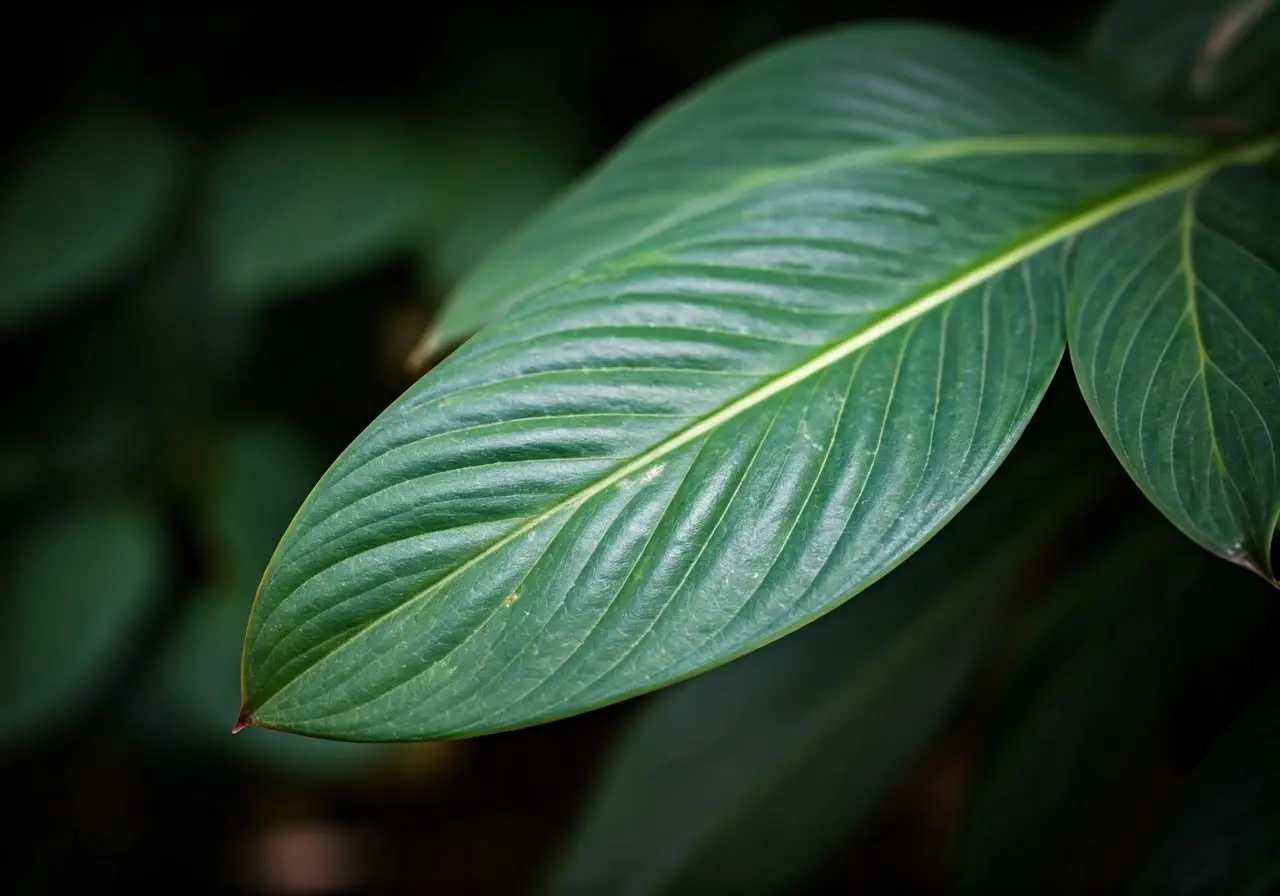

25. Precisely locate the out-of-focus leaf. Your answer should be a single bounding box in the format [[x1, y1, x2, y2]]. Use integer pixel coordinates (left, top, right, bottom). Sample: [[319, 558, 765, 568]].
[[412, 121, 580, 345], [148, 583, 388, 777], [198, 420, 326, 580], [240, 23, 1244, 743], [956, 524, 1209, 894], [543, 450, 1090, 895], [205, 113, 429, 306], [0, 500, 168, 749], [1067, 166, 1280, 581], [1087, 0, 1280, 130], [0, 109, 184, 334], [1134, 677, 1280, 895]]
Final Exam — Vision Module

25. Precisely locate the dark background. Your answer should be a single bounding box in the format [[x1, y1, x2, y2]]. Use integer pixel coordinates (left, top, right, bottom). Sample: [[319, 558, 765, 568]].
[[10, 1, 1246, 893]]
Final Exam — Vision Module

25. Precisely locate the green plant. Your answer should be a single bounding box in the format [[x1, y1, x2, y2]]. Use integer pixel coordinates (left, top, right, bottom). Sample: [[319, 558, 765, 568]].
[[227, 1, 1280, 887], [238, 9, 1279, 737]]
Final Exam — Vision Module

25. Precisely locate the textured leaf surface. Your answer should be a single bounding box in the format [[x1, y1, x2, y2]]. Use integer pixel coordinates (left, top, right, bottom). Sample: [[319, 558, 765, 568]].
[[0, 109, 183, 333], [1088, 0, 1280, 128], [206, 113, 429, 305], [956, 524, 1207, 895], [241, 24, 1244, 741], [544, 450, 1080, 895], [1134, 677, 1280, 895], [1068, 165, 1280, 580], [0, 501, 167, 749]]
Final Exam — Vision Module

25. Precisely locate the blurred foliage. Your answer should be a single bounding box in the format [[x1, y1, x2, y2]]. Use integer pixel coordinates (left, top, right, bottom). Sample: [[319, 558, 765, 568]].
[[1, 0, 1277, 891]]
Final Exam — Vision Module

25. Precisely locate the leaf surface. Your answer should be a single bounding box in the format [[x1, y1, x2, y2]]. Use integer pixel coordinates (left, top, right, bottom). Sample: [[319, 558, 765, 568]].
[[544, 449, 1085, 895], [1068, 165, 1280, 580], [241, 24, 1249, 741]]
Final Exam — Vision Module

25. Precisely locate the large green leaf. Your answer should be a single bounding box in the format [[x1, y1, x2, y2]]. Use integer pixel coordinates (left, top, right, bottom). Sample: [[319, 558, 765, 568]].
[[543, 449, 1087, 895], [0, 109, 184, 334], [955, 523, 1209, 894], [240, 23, 1266, 742], [0, 500, 168, 750], [205, 112, 430, 306], [1087, 0, 1280, 130], [1133, 676, 1280, 895], [1067, 166, 1280, 580]]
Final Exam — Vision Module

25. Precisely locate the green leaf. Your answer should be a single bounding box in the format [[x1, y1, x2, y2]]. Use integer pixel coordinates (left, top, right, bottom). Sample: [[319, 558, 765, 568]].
[[0, 109, 184, 334], [543, 449, 1087, 895], [955, 524, 1208, 895], [1087, 0, 1280, 130], [198, 420, 327, 581], [240, 23, 1260, 742], [1134, 676, 1280, 895], [205, 112, 429, 306], [145, 583, 389, 778], [1067, 166, 1280, 580], [0, 500, 168, 749]]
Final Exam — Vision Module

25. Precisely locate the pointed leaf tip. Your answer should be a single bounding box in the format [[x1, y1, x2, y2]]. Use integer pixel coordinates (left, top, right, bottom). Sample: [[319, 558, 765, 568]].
[[231, 704, 253, 735]]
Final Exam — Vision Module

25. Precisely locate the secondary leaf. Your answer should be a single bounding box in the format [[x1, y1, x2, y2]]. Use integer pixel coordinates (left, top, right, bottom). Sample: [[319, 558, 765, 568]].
[[544, 449, 1086, 895], [1067, 165, 1280, 580], [206, 112, 429, 306], [241, 23, 1245, 742], [955, 523, 1208, 895], [1088, 0, 1280, 130], [1133, 676, 1280, 895], [0, 500, 168, 749], [198, 420, 327, 581], [0, 109, 184, 334], [415, 119, 580, 298]]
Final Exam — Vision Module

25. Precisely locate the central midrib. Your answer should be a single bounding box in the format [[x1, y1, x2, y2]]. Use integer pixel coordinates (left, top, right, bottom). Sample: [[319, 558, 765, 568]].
[[251, 132, 1280, 717]]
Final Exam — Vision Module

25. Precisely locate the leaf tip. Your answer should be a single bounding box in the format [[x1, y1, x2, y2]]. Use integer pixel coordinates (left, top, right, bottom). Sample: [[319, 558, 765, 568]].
[[231, 703, 255, 735], [405, 330, 439, 376]]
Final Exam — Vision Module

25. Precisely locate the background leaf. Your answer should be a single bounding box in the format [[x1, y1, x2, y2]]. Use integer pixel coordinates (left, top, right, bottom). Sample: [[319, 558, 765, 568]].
[[1087, 0, 1280, 131], [240, 23, 1211, 741], [0, 109, 184, 334], [197, 419, 328, 581], [543, 446, 1089, 895], [1133, 676, 1280, 895], [205, 112, 429, 306], [147, 583, 390, 778], [955, 522, 1210, 895], [1067, 165, 1280, 580], [415, 118, 581, 299], [0, 500, 168, 750]]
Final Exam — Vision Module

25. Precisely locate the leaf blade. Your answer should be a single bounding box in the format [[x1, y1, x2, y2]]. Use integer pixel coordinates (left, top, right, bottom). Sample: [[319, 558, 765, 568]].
[[242, 24, 1235, 741], [543, 446, 1089, 895], [1068, 163, 1280, 579]]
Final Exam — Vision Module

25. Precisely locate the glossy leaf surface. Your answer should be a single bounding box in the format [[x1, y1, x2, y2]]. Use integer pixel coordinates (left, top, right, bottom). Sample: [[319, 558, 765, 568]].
[[544, 450, 1081, 895], [1068, 166, 1280, 580], [241, 24, 1248, 741], [0, 501, 168, 749], [0, 110, 183, 333]]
